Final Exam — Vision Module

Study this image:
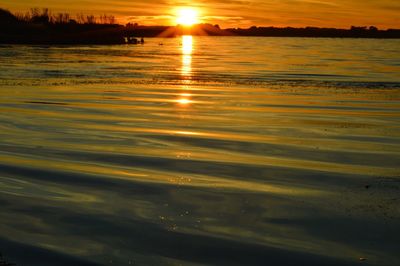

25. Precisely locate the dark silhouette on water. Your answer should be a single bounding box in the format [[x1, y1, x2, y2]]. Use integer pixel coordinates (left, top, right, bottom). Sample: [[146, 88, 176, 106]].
[[1, 7, 399, 44], [125, 36, 139, 44]]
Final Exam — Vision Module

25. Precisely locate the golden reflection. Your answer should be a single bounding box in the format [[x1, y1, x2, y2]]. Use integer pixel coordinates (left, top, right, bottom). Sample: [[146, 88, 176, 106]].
[[178, 35, 194, 106], [182, 35, 193, 55], [181, 35, 193, 78], [177, 93, 192, 106], [177, 97, 191, 105], [182, 55, 192, 76]]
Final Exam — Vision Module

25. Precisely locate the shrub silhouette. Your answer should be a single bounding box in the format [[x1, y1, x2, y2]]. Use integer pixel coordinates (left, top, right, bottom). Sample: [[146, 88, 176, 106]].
[[0, 8, 18, 24]]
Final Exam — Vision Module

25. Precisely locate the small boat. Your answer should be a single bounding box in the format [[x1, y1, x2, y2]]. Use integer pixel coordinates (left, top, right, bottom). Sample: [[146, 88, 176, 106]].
[[124, 37, 145, 44], [124, 37, 138, 44]]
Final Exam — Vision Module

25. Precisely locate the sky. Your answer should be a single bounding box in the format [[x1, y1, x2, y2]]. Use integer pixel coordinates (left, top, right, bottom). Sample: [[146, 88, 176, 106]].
[[1, 0, 399, 29]]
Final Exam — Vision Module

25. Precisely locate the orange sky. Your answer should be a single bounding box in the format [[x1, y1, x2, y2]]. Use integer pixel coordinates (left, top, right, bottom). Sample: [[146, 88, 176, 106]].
[[1, 0, 399, 28]]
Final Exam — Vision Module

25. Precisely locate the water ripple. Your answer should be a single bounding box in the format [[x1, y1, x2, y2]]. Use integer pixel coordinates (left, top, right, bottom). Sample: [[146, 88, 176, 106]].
[[0, 39, 400, 265]]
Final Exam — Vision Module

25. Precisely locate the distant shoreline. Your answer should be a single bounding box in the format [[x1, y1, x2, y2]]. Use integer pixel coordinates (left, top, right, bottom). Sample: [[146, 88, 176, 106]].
[[2, 35, 400, 47], [1, 7, 400, 45], [2, 26, 400, 45]]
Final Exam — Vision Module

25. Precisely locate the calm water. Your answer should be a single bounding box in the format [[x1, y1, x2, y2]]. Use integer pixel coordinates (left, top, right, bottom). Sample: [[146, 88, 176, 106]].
[[0, 37, 400, 266]]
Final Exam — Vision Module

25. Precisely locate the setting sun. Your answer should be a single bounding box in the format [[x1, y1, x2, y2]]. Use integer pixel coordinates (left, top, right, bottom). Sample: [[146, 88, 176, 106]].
[[176, 8, 199, 26]]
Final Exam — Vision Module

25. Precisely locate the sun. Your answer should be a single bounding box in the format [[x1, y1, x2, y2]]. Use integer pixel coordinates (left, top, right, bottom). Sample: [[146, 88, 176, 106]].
[[176, 8, 199, 26]]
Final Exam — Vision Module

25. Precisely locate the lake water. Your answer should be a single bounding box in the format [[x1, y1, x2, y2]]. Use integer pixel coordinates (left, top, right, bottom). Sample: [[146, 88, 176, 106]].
[[0, 37, 399, 266]]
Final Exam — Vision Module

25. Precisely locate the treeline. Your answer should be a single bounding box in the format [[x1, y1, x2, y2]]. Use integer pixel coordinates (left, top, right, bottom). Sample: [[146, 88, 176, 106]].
[[0, 7, 229, 44], [0, 7, 126, 44], [1, 7, 400, 44], [10, 8, 116, 25], [226, 26, 400, 38]]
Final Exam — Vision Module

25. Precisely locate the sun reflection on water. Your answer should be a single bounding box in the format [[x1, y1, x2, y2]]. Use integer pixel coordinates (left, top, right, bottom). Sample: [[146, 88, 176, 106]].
[[181, 35, 193, 78], [177, 92, 192, 106], [178, 36, 194, 106]]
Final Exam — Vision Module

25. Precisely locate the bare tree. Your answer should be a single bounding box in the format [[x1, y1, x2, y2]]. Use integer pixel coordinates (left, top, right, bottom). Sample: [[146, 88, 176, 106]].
[[54, 13, 70, 24], [108, 15, 116, 24], [76, 13, 85, 24], [86, 15, 96, 24]]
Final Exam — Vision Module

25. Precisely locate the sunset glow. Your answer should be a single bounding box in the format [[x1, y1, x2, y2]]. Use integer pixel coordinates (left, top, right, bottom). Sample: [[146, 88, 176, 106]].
[[175, 8, 199, 26], [1, 1, 400, 28]]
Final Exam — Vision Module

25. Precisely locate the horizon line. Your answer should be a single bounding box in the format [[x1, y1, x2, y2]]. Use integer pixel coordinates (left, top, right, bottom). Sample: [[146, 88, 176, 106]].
[[1, 6, 399, 31]]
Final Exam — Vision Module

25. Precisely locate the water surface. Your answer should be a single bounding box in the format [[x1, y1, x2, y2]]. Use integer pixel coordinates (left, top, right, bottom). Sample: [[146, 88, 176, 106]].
[[0, 37, 400, 266]]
